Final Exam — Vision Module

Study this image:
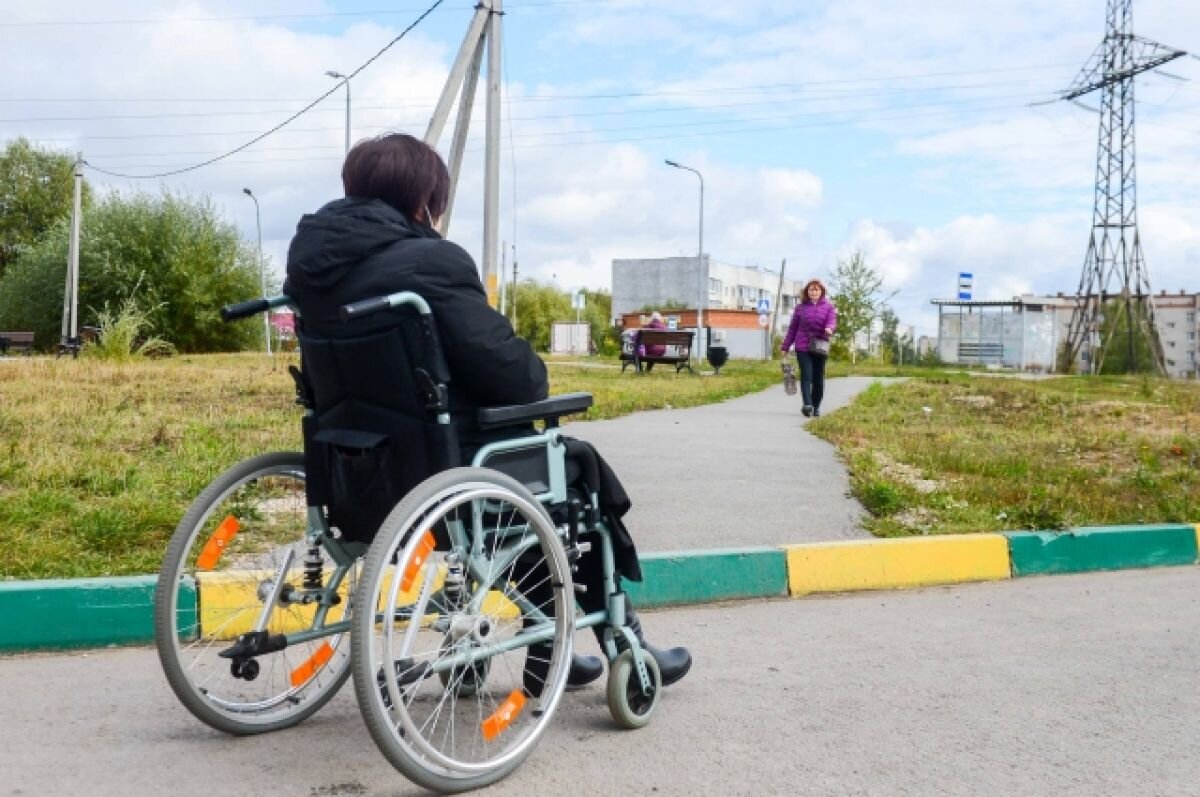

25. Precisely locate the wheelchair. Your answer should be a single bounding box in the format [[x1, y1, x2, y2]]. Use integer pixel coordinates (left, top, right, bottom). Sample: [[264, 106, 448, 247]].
[[153, 291, 661, 793]]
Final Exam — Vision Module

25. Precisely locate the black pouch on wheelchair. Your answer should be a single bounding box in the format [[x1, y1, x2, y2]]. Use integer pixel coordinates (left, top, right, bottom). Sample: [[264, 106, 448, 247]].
[[314, 427, 403, 543]]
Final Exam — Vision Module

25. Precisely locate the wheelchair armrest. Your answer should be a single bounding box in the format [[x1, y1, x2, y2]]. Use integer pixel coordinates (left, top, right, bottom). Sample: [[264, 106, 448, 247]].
[[476, 392, 593, 430]]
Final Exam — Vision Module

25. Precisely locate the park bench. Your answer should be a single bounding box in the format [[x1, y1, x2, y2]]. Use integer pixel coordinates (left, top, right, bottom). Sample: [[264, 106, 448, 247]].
[[619, 328, 695, 374], [0, 331, 35, 356]]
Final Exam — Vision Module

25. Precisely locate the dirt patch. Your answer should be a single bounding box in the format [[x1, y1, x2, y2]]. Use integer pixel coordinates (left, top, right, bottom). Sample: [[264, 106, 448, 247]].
[[873, 451, 941, 494], [951, 395, 996, 408]]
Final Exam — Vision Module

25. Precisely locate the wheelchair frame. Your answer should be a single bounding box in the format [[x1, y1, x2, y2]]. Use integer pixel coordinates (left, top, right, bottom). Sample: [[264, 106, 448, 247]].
[[154, 291, 660, 794]]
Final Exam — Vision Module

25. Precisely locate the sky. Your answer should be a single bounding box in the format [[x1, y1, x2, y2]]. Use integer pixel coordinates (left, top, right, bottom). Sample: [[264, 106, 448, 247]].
[[4, 0, 1200, 337]]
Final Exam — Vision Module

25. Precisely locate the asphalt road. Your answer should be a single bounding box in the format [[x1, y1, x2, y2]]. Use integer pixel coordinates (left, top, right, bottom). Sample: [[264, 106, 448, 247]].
[[4, 567, 1197, 796], [562, 376, 884, 552]]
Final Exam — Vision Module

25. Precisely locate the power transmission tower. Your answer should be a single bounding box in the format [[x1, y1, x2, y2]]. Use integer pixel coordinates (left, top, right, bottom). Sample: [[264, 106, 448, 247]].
[[1060, 0, 1186, 375]]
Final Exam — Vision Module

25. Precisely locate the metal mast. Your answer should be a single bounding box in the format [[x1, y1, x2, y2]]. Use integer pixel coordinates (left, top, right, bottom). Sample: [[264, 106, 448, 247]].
[[1060, 0, 1185, 374]]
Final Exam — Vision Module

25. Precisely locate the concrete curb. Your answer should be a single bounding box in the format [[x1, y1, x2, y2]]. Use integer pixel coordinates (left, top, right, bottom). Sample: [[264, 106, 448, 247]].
[[2, 524, 1197, 653]]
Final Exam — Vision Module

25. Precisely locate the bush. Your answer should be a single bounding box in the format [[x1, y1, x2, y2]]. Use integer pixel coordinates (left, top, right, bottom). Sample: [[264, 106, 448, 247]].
[[0, 189, 264, 352]]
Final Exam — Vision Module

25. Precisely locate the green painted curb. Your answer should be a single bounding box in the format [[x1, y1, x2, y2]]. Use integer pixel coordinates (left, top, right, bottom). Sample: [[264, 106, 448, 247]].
[[0, 576, 190, 653], [1004, 524, 1199, 577], [626, 547, 788, 608]]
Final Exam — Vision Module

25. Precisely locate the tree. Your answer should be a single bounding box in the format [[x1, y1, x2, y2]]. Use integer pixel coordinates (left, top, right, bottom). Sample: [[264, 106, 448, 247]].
[[828, 249, 892, 363], [1097, 298, 1158, 375], [0, 138, 92, 277], [0, 189, 264, 352], [510, 280, 572, 351], [878, 306, 900, 364]]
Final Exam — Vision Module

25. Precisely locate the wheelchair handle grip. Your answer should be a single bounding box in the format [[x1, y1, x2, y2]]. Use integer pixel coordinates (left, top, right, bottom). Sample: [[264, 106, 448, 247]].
[[221, 298, 269, 322], [341, 292, 433, 322], [341, 296, 393, 322]]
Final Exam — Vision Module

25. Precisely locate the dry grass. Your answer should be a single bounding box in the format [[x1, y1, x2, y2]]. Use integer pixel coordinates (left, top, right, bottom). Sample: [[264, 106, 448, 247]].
[[0, 353, 780, 579]]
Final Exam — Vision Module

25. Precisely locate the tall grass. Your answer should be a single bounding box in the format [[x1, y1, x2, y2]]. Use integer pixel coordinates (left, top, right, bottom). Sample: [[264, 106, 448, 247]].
[[82, 295, 175, 362]]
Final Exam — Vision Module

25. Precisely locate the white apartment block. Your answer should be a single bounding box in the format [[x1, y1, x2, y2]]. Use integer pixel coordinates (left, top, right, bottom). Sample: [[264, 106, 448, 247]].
[[611, 255, 807, 335]]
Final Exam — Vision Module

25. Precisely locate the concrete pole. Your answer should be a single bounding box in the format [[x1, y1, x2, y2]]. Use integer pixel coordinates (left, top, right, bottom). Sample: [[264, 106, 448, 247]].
[[425, 6, 491, 148], [499, 240, 507, 316], [441, 34, 485, 236], [482, 0, 503, 309], [770, 257, 786, 358], [67, 154, 83, 342]]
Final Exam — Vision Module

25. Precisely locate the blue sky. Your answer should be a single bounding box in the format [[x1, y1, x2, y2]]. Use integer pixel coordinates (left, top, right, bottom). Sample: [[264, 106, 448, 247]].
[[4, 0, 1200, 336]]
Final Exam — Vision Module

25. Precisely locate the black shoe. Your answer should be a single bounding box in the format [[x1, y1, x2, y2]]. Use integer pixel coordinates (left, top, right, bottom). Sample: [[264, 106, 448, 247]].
[[524, 645, 604, 697], [567, 654, 604, 688], [377, 658, 432, 709], [802, 404, 813, 417], [813, 407, 820, 417], [597, 596, 692, 687]]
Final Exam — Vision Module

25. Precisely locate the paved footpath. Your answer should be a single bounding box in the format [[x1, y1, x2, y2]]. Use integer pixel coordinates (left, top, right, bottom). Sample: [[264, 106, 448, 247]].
[[3, 567, 1198, 796], [563, 377, 885, 552]]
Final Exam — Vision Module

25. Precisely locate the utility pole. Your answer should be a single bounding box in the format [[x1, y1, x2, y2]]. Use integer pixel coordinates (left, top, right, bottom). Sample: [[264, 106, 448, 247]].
[[770, 258, 787, 358], [60, 153, 83, 351], [665, 159, 705, 364], [424, 0, 504, 308], [499, 239, 507, 316], [1058, 0, 1185, 375], [511, 245, 520, 332]]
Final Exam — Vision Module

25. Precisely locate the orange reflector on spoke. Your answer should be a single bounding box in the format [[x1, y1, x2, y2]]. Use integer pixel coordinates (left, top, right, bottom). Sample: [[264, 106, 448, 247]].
[[481, 690, 526, 742], [196, 515, 240, 571], [290, 642, 334, 688], [400, 530, 436, 591]]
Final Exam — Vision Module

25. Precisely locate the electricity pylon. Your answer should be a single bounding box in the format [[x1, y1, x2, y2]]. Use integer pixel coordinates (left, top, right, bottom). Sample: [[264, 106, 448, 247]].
[[1060, 0, 1186, 374]]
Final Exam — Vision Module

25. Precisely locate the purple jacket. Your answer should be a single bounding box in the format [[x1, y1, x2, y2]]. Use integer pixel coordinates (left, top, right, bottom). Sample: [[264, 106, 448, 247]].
[[781, 296, 837, 354]]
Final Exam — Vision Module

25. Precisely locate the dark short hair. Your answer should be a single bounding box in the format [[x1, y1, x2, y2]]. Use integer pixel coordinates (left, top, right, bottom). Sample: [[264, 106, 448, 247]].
[[341, 133, 450, 221], [802, 279, 827, 301]]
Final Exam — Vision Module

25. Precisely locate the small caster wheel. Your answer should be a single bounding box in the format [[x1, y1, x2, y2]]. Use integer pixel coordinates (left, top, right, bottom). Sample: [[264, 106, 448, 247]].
[[231, 658, 260, 681], [606, 649, 660, 729]]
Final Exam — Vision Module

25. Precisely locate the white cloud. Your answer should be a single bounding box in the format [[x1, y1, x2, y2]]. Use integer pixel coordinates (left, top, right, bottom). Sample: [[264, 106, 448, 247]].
[[4, 0, 1199, 347]]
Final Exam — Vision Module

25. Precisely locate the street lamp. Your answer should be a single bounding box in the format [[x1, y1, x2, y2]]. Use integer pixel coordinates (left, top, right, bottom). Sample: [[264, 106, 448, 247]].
[[665, 159, 705, 364], [325, 70, 351, 155], [242, 188, 271, 356]]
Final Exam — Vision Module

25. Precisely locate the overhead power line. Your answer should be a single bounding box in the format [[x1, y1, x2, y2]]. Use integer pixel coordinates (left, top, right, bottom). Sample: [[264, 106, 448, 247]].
[[83, 0, 447, 180], [0, 1, 596, 28], [78, 98, 1035, 173], [1, 76, 1069, 125]]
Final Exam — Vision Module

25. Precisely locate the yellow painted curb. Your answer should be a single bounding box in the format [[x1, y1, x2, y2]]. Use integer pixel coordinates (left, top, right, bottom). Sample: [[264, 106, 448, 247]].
[[1194, 524, 1200, 562], [196, 565, 517, 640], [784, 534, 1011, 596]]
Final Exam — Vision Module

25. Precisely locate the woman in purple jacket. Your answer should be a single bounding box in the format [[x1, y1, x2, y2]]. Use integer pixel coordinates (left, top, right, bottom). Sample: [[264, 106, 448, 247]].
[[781, 279, 838, 417]]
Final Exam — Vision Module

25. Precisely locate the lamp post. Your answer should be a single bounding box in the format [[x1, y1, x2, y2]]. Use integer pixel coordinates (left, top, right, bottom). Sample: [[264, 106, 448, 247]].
[[665, 159, 704, 363], [242, 188, 271, 356], [325, 70, 351, 154]]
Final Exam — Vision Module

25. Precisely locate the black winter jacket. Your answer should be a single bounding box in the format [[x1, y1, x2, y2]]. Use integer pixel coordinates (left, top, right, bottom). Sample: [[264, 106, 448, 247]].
[[283, 197, 547, 449]]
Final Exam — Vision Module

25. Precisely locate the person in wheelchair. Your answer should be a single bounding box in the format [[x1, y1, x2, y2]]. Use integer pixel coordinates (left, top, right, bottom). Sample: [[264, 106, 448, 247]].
[[282, 132, 692, 691]]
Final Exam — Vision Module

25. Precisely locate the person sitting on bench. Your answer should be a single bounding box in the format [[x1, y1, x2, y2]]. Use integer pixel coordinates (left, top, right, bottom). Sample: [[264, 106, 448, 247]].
[[282, 132, 692, 690]]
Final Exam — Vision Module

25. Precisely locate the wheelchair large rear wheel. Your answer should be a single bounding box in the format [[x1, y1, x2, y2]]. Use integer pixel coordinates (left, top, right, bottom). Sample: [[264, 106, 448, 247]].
[[154, 452, 358, 735], [352, 467, 574, 794]]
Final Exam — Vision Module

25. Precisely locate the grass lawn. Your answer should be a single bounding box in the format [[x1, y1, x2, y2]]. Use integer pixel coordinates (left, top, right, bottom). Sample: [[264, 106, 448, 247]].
[[6, 351, 1190, 580], [0, 353, 782, 579], [809, 373, 1200, 537]]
